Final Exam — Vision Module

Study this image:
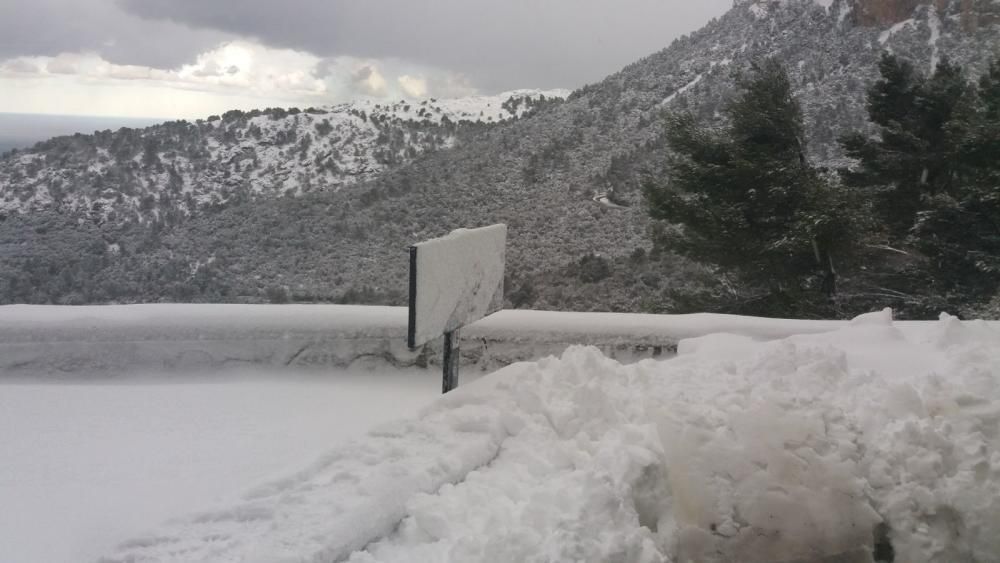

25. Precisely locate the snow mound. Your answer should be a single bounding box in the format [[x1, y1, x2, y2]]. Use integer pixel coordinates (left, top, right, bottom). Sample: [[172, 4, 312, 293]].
[[850, 306, 894, 326], [103, 313, 1000, 562]]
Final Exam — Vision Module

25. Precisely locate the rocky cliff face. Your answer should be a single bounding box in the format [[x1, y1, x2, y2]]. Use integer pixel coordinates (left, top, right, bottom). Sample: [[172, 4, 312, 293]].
[[957, 0, 1000, 30], [851, 0, 999, 30], [852, 0, 928, 26]]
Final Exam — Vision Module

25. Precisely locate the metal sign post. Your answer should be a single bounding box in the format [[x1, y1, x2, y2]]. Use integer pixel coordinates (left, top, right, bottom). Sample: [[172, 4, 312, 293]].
[[407, 225, 506, 394], [442, 329, 460, 393]]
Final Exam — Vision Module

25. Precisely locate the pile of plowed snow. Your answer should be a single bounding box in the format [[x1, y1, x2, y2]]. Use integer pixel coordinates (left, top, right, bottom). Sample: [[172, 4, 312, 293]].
[[104, 310, 1000, 563]]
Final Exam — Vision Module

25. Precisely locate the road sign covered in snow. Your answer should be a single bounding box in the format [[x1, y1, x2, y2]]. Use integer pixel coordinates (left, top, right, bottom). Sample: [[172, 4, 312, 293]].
[[407, 224, 506, 393], [407, 224, 506, 349]]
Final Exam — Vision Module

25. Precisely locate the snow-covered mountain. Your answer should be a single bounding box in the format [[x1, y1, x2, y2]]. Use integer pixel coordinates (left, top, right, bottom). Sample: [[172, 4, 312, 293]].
[[1, 0, 998, 307], [0, 89, 567, 221]]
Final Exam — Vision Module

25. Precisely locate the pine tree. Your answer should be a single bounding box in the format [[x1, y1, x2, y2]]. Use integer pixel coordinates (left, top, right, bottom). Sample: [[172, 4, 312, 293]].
[[840, 53, 1000, 314], [910, 56, 1000, 305], [840, 54, 970, 240], [644, 59, 864, 316]]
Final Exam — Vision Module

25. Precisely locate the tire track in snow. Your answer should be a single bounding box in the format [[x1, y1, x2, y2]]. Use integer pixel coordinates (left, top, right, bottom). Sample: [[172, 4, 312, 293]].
[[101, 395, 513, 563]]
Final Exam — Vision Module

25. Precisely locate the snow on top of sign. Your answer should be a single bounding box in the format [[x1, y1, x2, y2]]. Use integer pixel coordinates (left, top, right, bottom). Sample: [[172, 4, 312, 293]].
[[411, 225, 506, 347]]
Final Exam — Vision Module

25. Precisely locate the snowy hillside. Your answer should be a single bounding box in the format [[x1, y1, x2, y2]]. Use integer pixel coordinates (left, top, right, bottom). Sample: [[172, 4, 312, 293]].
[[340, 89, 571, 126], [66, 309, 998, 563], [2, 0, 999, 309], [0, 89, 567, 221]]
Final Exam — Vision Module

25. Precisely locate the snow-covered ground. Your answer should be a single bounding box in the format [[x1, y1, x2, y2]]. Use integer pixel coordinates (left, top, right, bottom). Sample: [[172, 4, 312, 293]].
[[0, 370, 438, 563], [91, 309, 1000, 563]]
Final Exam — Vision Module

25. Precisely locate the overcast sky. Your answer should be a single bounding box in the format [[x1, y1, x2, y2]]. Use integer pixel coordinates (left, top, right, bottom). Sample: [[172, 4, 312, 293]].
[[0, 0, 732, 119]]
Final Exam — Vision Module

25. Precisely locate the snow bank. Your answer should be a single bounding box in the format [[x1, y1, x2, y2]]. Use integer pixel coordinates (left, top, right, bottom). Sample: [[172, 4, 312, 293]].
[[0, 305, 848, 377], [105, 311, 1000, 562]]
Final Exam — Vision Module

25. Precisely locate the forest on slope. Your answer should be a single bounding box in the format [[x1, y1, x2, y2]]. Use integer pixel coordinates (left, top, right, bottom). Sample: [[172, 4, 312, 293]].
[[1, 0, 998, 317]]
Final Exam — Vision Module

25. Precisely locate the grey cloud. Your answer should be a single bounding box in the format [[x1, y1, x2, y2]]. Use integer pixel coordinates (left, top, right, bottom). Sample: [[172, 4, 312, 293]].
[[0, 0, 231, 69], [352, 66, 375, 83], [349, 64, 387, 96], [312, 58, 338, 80], [1, 59, 39, 73], [46, 56, 78, 75], [118, 0, 732, 91], [192, 60, 224, 77]]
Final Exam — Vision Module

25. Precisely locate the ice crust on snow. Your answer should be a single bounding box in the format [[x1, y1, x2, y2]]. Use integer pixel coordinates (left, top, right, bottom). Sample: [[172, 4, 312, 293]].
[[410, 225, 507, 347], [106, 311, 1000, 563]]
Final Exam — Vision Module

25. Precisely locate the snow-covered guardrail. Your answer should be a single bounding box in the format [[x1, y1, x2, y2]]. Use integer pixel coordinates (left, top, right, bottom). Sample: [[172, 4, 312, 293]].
[[0, 304, 853, 377]]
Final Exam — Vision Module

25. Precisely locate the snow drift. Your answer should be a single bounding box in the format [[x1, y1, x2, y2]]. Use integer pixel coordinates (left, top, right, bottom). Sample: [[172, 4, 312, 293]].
[[103, 310, 1000, 563]]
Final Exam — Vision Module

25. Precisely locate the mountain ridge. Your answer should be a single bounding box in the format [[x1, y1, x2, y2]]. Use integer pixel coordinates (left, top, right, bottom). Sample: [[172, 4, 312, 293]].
[[1, 0, 998, 310], [0, 89, 567, 222]]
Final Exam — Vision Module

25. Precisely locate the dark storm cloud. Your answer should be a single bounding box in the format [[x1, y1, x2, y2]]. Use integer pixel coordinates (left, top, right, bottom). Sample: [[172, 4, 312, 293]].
[[0, 0, 231, 69], [117, 0, 733, 91]]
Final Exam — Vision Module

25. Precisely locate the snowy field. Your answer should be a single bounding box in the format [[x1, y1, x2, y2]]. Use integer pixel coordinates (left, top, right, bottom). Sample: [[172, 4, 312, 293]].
[[0, 370, 439, 563], [86, 309, 999, 563]]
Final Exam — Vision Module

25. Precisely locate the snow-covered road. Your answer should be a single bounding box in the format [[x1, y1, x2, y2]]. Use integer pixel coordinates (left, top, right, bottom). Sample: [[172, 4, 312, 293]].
[[101, 310, 1000, 563], [0, 370, 438, 563]]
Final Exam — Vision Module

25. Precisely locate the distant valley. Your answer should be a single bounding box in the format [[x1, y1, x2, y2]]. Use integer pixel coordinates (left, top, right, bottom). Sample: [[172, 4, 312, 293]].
[[0, 113, 160, 154]]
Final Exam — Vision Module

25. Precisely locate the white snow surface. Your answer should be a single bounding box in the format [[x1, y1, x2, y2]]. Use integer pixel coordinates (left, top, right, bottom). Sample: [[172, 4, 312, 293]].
[[0, 370, 439, 563], [660, 73, 705, 107], [101, 310, 1000, 563], [346, 89, 571, 125], [927, 5, 942, 72], [411, 225, 507, 346], [879, 18, 917, 44]]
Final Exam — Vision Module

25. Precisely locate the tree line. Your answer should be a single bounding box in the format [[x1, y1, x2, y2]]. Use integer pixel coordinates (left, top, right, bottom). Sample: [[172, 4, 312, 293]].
[[643, 54, 1000, 318]]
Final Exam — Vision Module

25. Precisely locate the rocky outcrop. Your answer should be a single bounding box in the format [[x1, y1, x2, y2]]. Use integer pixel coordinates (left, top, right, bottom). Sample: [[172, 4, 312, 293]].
[[956, 0, 1000, 30], [850, 0, 999, 30], [852, 0, 929, 26]]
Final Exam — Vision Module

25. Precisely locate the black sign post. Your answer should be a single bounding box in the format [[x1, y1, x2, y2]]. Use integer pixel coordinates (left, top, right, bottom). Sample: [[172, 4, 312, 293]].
[[408, 244, 462, 393], [407, 245, 418, 349], [442, 329, 460, 393]]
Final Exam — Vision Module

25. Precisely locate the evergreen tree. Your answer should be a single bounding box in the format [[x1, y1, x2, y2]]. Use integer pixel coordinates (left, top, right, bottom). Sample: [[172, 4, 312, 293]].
[[911, 57, 1000, 305], [644, 59, 863, 316], [841, 54, 970, 240], [843, 54, 1000, 311]]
